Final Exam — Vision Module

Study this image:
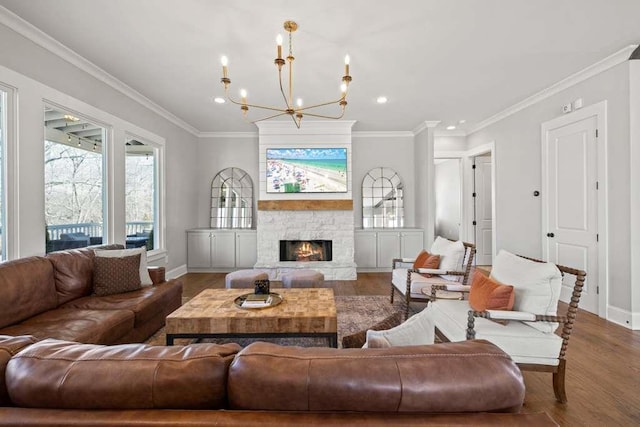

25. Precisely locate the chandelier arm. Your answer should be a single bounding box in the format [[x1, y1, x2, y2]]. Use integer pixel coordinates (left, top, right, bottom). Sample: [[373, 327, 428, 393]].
[[278, 68, 292, 110], [226, 97, 289, 113], [297, 97, 347, 111], [300, 110, 346, 120], [250, 111, 290, 123]]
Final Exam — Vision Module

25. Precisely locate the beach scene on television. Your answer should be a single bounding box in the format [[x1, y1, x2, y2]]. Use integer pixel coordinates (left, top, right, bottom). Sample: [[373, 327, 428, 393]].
[[266, 148, 347, 193]]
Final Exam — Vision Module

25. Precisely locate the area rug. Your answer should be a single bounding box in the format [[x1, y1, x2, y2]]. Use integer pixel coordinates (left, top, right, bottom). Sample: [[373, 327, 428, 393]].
[[146, 295, 404, 348]]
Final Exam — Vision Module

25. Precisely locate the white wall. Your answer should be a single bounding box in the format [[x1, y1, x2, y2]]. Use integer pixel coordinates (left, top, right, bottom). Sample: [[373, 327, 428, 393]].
[[467, 61, 632, 315], [196, 136, 259, 227], [435, 135, 467, 152], [0, 23, 199, 271], [352, 134, 416, 228]]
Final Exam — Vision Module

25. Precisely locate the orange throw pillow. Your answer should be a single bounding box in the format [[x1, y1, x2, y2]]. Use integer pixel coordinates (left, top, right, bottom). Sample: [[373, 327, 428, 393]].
[[413, 250, 430, 269], [469, 271, 515, 312], [413, 251, 440, 278]]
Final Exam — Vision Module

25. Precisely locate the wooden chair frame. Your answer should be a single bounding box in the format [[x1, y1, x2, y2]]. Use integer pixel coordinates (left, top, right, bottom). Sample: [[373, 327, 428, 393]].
[[390, 241, 476, 319], [431, 255, 586, 403]]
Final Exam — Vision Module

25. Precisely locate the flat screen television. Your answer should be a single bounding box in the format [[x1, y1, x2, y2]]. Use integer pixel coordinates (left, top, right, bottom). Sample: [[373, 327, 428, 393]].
[[266, 148, 347, 193]]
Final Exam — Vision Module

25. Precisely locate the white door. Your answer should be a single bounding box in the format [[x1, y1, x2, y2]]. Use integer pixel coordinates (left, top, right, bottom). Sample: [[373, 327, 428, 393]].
[[354, 231, 378, 268], [544, 116, 598, 314], [377, 232, 400, 268], [210, 231, 236, 268], [187, 231, 212, 268], [235, 231, 257, 268], [473, 155, 493, 265], [400, 231, 424, 258]]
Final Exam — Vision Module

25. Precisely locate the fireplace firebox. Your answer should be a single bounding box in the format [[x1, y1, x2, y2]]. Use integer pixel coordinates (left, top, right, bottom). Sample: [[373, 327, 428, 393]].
[[279, 240, 332, 262]]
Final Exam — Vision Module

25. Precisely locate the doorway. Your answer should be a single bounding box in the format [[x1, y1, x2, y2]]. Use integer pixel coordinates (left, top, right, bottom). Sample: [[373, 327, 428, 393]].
[[473, 153, 493, 266], [434, 158, 461, 241], [542, 102, 607, 316]]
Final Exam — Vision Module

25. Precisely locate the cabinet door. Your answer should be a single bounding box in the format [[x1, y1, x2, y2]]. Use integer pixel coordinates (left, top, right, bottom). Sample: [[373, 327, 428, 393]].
[[187, 232, 212, 268], [400, 231, 424, 258], [354, 231, 377, 268], [377, 232, 401, 268], [210, 232, 236, 268], [235, 231, 257, 268]]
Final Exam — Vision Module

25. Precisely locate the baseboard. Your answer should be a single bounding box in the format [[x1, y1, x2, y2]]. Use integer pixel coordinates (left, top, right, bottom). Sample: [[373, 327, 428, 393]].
[[606, 305, 638, 329], [167, 264, 188, 280]]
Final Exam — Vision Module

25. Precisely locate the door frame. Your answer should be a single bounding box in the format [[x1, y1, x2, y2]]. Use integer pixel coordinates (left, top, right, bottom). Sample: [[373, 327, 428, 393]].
[[435, 141, 496, 264], [541, 100, 608, 317]]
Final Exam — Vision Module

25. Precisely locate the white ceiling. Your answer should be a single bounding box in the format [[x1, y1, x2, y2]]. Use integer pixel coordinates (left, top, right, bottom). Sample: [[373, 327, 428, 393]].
[[1, 0, 639, 134]]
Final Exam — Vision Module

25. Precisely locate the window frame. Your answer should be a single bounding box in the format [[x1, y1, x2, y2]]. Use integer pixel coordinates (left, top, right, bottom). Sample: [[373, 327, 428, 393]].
[[124, 132, 165, 260], [0, 82, 17, 260]]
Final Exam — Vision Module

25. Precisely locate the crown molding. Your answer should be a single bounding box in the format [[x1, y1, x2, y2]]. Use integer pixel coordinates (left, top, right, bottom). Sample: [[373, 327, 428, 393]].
[[0, 6, 200, 137], [412, 121, 441, 134], [468, 44, 637, 135]]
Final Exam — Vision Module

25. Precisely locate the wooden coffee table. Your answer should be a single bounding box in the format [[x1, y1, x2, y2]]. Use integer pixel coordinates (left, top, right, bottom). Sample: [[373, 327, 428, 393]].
[[165, 288, 338, 347]]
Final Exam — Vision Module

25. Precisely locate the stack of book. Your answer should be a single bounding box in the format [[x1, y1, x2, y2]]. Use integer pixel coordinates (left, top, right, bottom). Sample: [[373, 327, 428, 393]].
[[242, 293, 273, 308]]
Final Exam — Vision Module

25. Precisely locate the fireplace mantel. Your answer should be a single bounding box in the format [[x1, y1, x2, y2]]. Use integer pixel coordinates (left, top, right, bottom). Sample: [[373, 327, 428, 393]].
[[257, 199, 353, 211]]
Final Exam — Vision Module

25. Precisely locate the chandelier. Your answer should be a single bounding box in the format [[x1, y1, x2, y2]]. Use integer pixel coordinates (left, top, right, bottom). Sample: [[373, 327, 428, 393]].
[[219, 20, 352, 128]]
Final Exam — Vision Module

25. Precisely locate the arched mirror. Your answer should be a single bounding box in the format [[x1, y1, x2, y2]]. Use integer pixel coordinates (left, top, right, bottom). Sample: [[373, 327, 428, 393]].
[[362, 167, 404, 228], [210, 167, 253, 228]]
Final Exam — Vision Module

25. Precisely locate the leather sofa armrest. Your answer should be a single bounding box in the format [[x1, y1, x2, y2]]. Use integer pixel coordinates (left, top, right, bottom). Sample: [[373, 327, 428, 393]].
[[147, 266, 165, 285]]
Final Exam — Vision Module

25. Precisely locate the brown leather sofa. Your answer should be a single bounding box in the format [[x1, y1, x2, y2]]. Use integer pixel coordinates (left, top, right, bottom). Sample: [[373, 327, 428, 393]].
[[0, 336, 558, 426], [0, 245, 182, 344]]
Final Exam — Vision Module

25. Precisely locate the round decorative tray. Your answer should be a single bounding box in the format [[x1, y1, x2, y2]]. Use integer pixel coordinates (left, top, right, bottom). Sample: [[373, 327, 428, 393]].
[[234, 292, 283, 310]]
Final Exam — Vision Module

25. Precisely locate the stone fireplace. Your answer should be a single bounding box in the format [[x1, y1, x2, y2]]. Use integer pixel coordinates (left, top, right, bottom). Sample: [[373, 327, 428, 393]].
[[254, 207, 356, 280], [253, 121, 357, 280]]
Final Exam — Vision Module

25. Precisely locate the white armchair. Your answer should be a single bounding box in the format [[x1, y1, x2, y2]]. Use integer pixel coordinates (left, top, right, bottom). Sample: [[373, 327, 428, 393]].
[[390, 237, 476, 319], [427, 250, 586, 403]]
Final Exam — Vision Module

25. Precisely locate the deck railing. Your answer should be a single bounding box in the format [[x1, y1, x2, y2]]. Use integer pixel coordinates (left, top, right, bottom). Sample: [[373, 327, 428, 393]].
[[47, 222, 153, 240]]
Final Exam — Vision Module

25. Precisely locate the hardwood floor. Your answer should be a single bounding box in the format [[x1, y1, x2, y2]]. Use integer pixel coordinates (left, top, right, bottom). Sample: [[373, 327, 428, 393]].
[[178, 271, 640, 426]]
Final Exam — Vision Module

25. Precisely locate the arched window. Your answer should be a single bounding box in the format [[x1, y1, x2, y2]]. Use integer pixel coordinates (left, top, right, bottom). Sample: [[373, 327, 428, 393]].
[[211, 167, 253, 228], [362, 167, 404, 228]]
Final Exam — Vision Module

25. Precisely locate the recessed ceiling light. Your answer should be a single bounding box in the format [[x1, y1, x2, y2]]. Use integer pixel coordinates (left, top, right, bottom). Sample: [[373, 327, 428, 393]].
[[376, 96, 387, 104], [214, 97, 225, 104], [446, 125, 456, 130], [458, 119, 466, 124]]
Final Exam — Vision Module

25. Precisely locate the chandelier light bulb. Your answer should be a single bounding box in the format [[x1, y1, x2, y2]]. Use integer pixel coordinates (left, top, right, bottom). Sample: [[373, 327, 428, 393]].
[[340, 83, 348, 95], [276, 35, 283, 59], [344, 54, 350, 77], [240, 89, 247, 100], [221, 56, 229, 79], [296, 98, 303, 108]]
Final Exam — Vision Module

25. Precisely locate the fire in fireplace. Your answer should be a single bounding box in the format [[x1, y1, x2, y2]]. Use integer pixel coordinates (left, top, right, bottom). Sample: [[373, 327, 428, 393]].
[[279, 240, 332, 262]]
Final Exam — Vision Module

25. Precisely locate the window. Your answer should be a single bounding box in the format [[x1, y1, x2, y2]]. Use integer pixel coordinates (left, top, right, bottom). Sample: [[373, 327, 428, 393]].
[[125, 137, 156, 250], [362, 167, 404, 228], [0, 90, 6, 260], [44, 106, 105, 252], [211, 167, 253, 228]]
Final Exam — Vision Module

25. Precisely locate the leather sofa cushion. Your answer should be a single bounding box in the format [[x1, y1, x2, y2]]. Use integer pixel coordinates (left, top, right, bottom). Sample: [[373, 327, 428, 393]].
[[0, 309, 134, 345], [47, 245, 125, 305], [228, 340, 524, 413], [0, 257, 57, 329], [0, 335, 37, 407], [6, 339, 241, 409], [61, 280, 182, 327], [47, 249, 96, 305]]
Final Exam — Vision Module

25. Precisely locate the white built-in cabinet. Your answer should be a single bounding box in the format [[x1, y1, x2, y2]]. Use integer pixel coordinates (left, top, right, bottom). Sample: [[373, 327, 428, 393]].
[[187, 229, 257, 270], [354, 229, 424, 271]]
